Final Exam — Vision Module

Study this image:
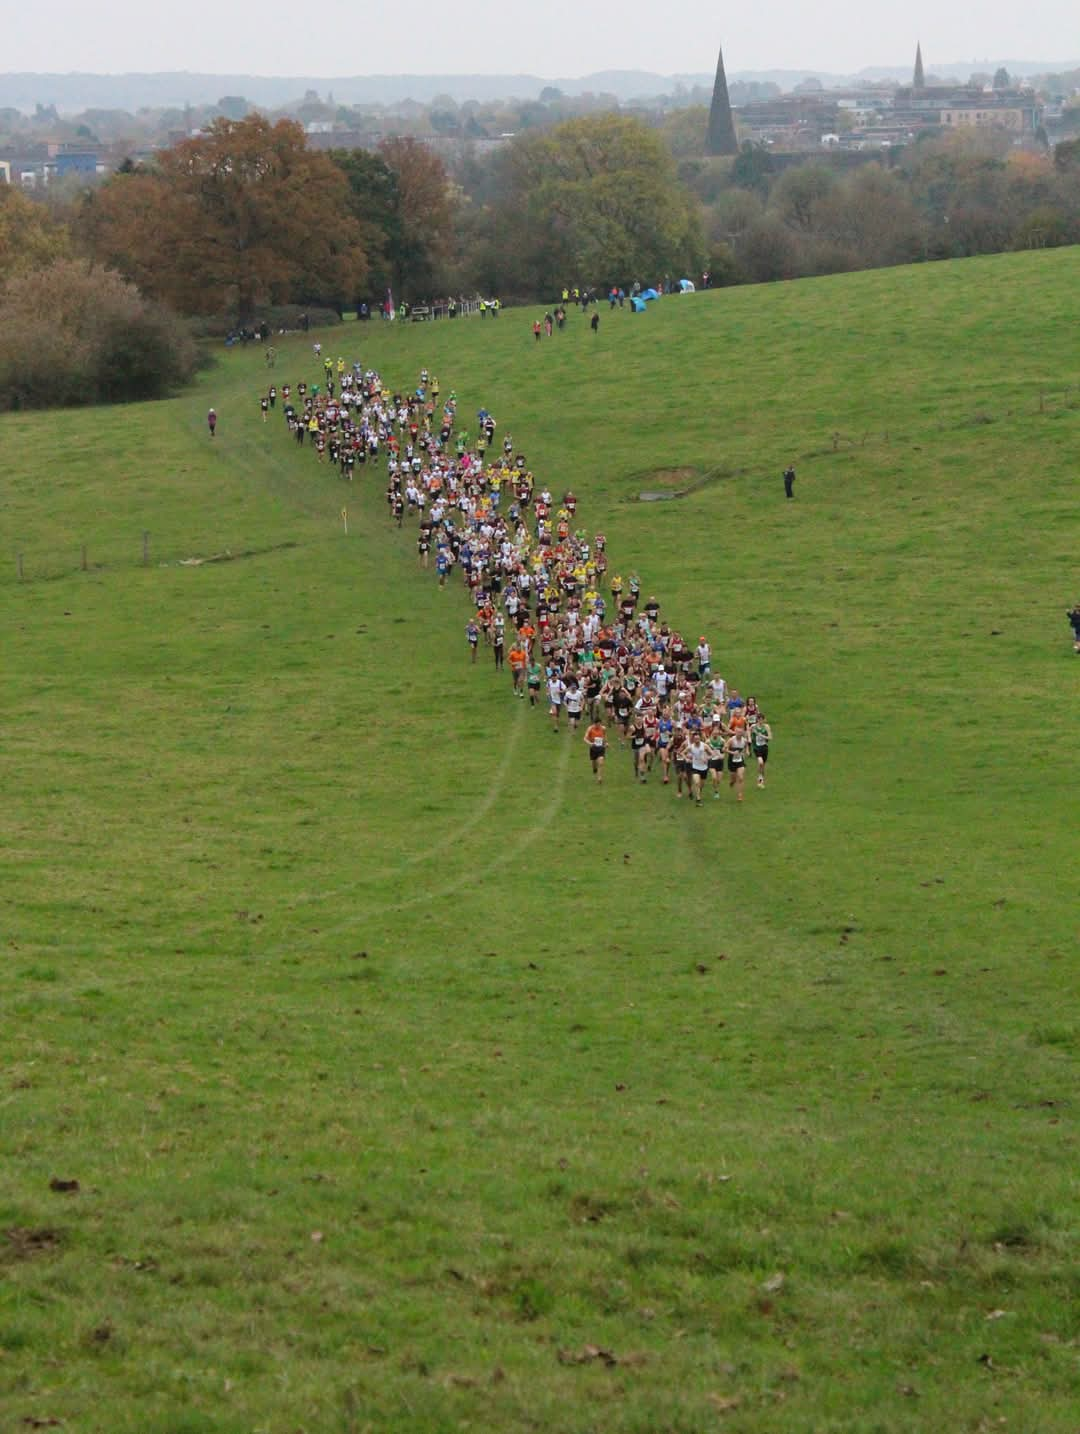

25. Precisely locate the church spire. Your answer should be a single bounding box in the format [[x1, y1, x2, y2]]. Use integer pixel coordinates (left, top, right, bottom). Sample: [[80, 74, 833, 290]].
[[706, 46, 738, 156], [914, 42, 925, 89]]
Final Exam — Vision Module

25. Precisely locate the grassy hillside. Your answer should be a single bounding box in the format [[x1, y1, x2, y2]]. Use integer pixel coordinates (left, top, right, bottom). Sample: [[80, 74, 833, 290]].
[[2, 250, 1078, 1433]]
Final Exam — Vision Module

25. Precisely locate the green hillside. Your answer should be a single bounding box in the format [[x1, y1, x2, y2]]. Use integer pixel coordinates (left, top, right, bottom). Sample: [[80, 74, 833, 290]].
[[3, 250, 1078, 1433]]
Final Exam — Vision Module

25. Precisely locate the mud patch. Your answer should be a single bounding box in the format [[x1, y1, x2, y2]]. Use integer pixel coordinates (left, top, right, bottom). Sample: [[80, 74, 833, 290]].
[[4, 1227, 62, 1260], [637, 466, 699, 499]]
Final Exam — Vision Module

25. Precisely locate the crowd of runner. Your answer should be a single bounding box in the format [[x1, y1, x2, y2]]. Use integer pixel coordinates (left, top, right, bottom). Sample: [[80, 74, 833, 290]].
[[259, 350, 775, 803]]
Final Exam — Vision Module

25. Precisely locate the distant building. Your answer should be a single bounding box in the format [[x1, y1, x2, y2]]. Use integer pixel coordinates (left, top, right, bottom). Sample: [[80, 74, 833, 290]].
[[939, 101, 1036, 132], [303, 129, 387, 153], [53, 149, 100, 177], [3, 156, 46, 185], [0, 143, 105, 185], [302, 128, 513, 157], [734, 94, 842, 148], [732, 45, 1042, 153]]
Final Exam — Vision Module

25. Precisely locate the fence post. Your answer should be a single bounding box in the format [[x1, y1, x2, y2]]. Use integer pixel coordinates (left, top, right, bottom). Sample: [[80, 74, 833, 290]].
[[81, 544, 88, 572], [142, 531, 149, 567]]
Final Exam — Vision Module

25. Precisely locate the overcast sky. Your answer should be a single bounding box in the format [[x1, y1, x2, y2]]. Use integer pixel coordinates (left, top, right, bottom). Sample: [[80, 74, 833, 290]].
[[6, 0, 1078, 76]]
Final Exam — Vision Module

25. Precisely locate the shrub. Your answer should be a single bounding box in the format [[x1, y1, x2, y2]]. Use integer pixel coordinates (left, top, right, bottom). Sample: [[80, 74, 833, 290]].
[[0, 260, 196, 411]]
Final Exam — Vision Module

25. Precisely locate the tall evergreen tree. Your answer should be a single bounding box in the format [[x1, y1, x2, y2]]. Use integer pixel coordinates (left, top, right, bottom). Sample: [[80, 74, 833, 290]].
[[706, 47, 739, 157]]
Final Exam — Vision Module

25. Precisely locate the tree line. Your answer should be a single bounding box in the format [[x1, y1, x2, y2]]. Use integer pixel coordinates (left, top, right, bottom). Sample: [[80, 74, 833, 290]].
[[4, 111, 1080, 409], [693, 129, 1080, 285]]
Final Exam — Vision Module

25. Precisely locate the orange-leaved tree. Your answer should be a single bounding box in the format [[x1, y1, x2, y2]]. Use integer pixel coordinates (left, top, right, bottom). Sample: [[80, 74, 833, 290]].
[[84, 116, 367, 320], [377, 137, 456, 295]]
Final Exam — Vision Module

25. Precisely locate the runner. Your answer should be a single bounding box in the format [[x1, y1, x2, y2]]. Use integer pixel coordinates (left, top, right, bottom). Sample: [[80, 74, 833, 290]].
[[673, 728, 692, 800], [548, 671, 566, 731], [726, 726, 749, 803], [564, 676, 585, 731], [526, 657, 543, 707], [629, 714, 650, 784], [750, 714, 772, 787], [656, 710, 674, 785], [584, 718, 607, 783], [508, 639, 527, 696], [688, 735, 710, 806], [708, 720, 728, 799]]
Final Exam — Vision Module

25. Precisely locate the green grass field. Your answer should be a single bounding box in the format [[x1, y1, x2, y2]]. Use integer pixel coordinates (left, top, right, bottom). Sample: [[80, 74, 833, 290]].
[[3, 249, 1079, 1433]]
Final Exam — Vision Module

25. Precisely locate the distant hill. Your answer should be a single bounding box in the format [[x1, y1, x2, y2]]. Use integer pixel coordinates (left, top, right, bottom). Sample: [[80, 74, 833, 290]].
[[0, 71, 689, 113], [1, 61, 1076, 114]]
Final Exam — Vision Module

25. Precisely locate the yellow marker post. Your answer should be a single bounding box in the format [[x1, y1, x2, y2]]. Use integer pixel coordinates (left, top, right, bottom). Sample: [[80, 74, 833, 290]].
[[341, 507, 348, 535]]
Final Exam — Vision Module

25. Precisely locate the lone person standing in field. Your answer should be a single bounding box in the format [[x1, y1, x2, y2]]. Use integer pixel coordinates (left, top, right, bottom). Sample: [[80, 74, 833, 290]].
[[1068, 602, 1080, 654], [783, 463, 795, 499], [207, 408, 217, 439], [590, 312, 600, 335]]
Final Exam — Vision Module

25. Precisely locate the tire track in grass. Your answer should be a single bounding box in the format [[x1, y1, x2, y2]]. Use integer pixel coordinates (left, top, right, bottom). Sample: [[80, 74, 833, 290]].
[[15, 689, 534, 961], [284, 690, 529, 909], [296, 715, 574, 932]]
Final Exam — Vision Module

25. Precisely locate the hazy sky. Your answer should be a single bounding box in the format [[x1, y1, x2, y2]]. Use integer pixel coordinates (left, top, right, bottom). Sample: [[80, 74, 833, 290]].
[[6, 0, 1078, 76]]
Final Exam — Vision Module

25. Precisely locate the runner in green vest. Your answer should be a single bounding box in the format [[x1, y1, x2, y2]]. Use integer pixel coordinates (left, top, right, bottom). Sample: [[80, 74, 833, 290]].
[[750, 718, 772, 788]]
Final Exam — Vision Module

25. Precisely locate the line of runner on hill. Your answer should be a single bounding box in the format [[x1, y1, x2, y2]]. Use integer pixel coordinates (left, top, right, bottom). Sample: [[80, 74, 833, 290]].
[[259, 352, 774, 803]]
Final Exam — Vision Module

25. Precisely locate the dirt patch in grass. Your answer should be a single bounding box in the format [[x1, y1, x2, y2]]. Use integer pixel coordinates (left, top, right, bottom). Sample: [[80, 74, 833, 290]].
[[634, 464, 745, 500], [637, 466, 700, 501], [4, 1227, 63, 1260]]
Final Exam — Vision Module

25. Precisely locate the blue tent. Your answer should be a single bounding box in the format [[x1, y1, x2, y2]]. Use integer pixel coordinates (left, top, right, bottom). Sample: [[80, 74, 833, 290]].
[[642, 288, 659, 301], [631, 296, 647, 313], [679, 278, 696, 292]]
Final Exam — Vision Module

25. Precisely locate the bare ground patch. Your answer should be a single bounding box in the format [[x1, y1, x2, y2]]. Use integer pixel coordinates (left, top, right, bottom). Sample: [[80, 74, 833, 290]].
[[4, 1227, 63, 1261]]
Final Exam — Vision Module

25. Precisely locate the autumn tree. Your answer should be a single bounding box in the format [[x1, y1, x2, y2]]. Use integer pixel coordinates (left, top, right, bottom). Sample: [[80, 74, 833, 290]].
[[0, 185, 69, 278], [84, 116, 366, 320], [378, 137, 457, 295]]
